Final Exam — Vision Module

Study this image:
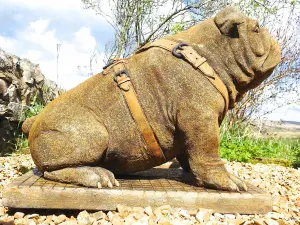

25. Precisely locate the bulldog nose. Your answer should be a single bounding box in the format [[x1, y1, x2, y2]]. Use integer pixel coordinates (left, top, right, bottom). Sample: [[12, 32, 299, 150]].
[[259, 38, 281, 73]]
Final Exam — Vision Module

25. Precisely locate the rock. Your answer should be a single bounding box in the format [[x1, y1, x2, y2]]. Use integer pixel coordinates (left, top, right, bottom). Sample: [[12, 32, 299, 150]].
[[53, 214, 67, 223], [149, 215, 158, 225], [14, 212, 25, 219], [117, 204, 131, 217], [196, 208, 213, 223], [157, 217, 172, 225], [0, 216, 14, 225], [0, 105, 13, 117], [253, 218, 265, 225], [225, 214, 236, 220], [161, 209, 169, 215], [77, 210, 94, 225], [178, 209, 190, 218], [136, 215, 149, 225], [214, 213, 224, 220], [37, 216, 46, 223], [92, 211, 106, 221], [14, 218, 27, 225], [132, 207, 144, 214], [154, 205, 171, 217], [244, 221, 255, 225], [28, 219, 37, 225], [144, 206, 153, 216], [0, 48, 61, 153], [123, 214, 137, 225], [277, 219, 288, 225], [0, 207, 6, 216], [107, 211, 114, 221], [133, 212, 143, 220], [110, 214, 123, 225], [26, 213, 39, 219], [153, 207, 162, 217], [267, 212, 283, 220], [265, 218, 279, 225], [0, 155, 299, 225], [94, 219, 110, 225], [61, 221, 78, 225]]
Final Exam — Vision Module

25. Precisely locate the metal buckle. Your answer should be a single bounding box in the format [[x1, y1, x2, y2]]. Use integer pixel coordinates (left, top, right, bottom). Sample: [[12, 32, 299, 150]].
[[114, 70, 129, 82], [172, 42, 188, 58]]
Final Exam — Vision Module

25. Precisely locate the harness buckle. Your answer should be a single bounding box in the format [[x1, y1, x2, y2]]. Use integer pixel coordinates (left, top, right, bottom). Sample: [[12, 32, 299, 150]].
[[114, 69, 129, 82], [172, 42, 188, 58]]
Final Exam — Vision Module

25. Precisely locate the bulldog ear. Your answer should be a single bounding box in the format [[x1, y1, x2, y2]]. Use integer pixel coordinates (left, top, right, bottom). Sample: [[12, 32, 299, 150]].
[[214, 6, 246, 36]]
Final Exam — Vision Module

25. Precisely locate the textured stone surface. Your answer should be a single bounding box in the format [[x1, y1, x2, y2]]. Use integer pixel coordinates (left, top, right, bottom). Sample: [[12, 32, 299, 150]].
[[0, 48, 61, 153], [26, 6, 280, 193], [3, 168, 272, 214]]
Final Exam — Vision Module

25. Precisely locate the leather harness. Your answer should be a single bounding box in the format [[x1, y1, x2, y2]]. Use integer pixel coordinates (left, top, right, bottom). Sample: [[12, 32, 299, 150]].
[[102, 40, 229, 162]]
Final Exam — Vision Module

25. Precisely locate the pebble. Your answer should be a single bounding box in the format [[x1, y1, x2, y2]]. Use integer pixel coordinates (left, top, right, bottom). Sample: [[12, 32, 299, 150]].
[[0, 155, 299, 225], [265, 218, 279, 225], [196, 208, 213, 223], [14, 212, 24, 219], [144, 206, 153, 216], [116, 204, 131, 217], [26, 213, 39, 219], [0, 207, 6, 216], [178, 209, 190, 218], [77, 210, 94, 225], [53, 214, 67, 223], [254, 218, 265, 225], [92, 211, 106, 221]]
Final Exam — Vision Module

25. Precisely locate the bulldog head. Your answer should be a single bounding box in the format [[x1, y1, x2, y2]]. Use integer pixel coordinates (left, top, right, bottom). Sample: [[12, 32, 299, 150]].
[[174, 6, 281, 107], [214, 6, 281, 97]]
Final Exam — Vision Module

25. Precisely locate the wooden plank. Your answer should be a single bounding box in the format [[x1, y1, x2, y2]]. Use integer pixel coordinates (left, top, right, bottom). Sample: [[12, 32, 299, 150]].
[[41, 181, 57, 189], [18, 173, 41, 188], [53, 182, 67, 190], [2, 168, 273, 214]]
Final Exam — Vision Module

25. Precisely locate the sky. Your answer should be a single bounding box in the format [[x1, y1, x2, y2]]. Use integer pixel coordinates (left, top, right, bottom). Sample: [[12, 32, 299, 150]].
[[0, 0, 298, 122]]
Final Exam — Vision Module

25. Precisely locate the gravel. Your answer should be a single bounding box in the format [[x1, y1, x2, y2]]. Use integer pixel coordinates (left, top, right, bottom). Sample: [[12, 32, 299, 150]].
[[0, 154, 299, 225]]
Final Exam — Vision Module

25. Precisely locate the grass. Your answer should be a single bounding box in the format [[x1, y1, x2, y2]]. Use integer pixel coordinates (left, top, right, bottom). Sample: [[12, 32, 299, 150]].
[[220, 119, 300, 167], [10, 101, 45, 155]]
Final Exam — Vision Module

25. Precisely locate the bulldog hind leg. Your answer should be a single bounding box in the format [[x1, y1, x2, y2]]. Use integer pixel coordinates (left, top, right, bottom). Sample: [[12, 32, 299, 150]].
[[29, 108, 118, 188]]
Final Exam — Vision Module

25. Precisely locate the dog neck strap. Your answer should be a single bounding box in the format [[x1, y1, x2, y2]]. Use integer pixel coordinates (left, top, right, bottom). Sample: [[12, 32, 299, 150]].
[[138, 39, 229, 113], [104, 60, 167, 163]]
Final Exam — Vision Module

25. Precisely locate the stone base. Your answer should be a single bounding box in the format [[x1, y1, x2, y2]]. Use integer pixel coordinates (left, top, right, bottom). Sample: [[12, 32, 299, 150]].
[[2, 168, 272, 214]]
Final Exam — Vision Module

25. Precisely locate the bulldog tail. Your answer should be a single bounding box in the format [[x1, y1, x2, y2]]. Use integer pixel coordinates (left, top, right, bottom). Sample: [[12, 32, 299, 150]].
[[22, 116, 37, 136]]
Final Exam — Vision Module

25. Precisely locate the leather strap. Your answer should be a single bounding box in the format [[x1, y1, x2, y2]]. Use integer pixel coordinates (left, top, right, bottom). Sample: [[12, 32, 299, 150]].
[[104, 40, 228, 163], [138, 39, 229, 112], [112, 62, 166, 162]]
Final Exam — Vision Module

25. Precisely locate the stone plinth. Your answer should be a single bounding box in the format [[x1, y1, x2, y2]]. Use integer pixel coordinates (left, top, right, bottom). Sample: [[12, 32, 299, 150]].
[[2, 168, 272, 214]]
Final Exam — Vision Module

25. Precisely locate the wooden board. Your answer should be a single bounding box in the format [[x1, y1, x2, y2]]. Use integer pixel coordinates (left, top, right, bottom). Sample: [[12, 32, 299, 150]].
[[2, 168, 272, 214]]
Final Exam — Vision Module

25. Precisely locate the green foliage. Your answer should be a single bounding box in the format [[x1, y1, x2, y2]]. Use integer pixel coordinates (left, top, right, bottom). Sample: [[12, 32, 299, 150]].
[[13, 101, 45, 154], [24, 102, 45, 118], [220, 119, 300, 167], [14, 133, 29, 155], [170, 22, 185, 35]]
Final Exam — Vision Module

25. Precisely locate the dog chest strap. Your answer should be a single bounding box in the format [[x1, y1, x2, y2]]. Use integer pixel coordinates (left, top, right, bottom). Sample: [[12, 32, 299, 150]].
[[112, 62, 166, 162], [138, 40, 229, 112]]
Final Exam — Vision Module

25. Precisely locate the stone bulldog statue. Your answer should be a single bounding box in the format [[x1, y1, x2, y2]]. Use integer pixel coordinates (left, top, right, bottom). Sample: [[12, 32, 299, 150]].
[[22, 7, 280, 191]]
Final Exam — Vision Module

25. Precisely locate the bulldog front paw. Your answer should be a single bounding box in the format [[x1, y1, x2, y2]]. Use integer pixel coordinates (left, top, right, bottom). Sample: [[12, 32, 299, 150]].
[[44, 166, 119, 188], [194, 169, 247, 191]]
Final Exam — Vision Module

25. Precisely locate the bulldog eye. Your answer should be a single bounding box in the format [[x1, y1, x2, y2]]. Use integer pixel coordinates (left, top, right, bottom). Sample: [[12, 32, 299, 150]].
[[254, 23, 260, 33]]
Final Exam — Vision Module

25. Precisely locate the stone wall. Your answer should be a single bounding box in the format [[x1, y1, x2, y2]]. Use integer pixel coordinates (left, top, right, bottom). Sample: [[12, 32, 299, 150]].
[[0, 48, 60, 153]]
